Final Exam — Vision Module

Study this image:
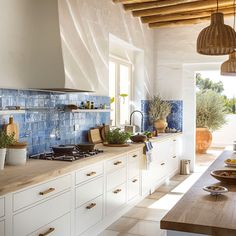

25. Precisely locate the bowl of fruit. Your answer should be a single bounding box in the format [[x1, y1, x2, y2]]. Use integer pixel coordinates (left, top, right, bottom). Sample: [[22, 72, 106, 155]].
[[224, 158, 236, 167], [211, 170, 236, 184]]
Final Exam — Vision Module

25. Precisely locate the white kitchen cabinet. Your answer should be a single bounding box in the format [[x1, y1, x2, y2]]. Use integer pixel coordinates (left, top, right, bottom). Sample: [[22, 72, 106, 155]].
[[106, 167, 126, 191], [106, 183, 127, 215], [106, 155, 127, 173], [13, 174, 71, 211], [0, 197, 4, 218], [13, 191, 71, 236], [128, 177, 140, 200], [75, 163, 104, 185], [76, 195, 103, 235], [29, 213, 71, 236], [76, 176, 103, 208], [0, 220, 4, 236]]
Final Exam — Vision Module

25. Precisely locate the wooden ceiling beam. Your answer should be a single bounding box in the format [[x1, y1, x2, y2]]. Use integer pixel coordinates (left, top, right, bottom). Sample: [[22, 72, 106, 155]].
[[124, 0, 199, 11], [142, 6, 235, 24], [132, 0, 235, 17], [113, 0, 156, 3], [149, 12, 234, 28]]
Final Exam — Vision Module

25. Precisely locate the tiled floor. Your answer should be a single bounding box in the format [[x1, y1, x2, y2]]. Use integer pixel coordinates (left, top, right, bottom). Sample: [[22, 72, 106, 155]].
[[99, 148, 222, 236]]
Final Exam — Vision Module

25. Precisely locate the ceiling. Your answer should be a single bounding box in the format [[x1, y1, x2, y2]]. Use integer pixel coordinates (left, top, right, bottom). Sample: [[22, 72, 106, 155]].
[[112, 0, 236, 28]]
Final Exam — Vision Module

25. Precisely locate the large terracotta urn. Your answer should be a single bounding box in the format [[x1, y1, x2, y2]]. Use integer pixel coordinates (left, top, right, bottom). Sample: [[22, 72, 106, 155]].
[[196, 127, 212, 154], [154, 119, 167, 133]]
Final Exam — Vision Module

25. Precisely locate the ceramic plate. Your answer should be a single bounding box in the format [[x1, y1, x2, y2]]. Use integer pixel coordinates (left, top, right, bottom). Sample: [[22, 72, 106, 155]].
[[203, 185, 228, 196]]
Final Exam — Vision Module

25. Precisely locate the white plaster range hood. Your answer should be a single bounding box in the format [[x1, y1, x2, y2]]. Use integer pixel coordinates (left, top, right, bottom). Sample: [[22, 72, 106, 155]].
[[0, 0, 98, 92]]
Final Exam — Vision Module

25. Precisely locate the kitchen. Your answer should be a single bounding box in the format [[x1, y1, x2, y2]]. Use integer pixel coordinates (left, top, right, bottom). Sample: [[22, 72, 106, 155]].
[[0, 0, 236, 236]]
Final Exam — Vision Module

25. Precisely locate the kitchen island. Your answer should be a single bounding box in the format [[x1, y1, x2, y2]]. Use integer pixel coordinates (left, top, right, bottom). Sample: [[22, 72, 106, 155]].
[[161, 150, 236, 236]]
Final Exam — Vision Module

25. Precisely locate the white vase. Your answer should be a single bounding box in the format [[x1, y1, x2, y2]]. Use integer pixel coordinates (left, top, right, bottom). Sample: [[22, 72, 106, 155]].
[[0, 148, 6, 170], [6, 148, 27, 166]]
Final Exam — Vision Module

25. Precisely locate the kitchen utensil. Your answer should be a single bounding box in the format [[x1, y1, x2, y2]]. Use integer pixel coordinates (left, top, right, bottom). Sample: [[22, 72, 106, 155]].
[[203, 185, 228, 196], [100, 125, 110, 141], [4, 116, 19, 141], [76, 143, 95, 152], [88, 128, 102, 144], [130, 134, 147, 143], [211, 170, 236, 184], [52, 145, 75, 155]]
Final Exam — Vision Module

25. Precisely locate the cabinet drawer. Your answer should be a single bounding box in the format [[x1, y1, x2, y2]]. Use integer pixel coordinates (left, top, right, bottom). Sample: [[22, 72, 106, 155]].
[[76, 195, 103, 235], [76, 176, 103, 208], [128, 159, 139, 179], [128, 151, 140, 163], [76, 163, 103, 185], [13, 175, 71, 211], [13, 191, 71, 236], [29, 213, 70, 236], [106, 183, 126, 215], [128, 177, 140, 201], [0, 198, 4, 218], [106, 155, 126, 173], [107, 167, 126, 191], [0, 220, 4, 236]]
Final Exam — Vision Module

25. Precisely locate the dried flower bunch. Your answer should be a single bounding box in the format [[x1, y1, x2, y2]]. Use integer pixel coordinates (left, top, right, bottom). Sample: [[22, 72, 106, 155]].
[[149, 95, 171, 121]]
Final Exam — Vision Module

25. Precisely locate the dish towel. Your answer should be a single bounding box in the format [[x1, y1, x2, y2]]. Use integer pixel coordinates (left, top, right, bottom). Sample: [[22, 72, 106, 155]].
[[141, 141, 153, 170]]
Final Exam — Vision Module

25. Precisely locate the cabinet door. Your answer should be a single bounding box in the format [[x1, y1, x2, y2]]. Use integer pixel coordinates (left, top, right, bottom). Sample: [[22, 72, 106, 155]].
[[0, 198, 4, 218], [128, 177, 139, 201], [0, 220, 4, 236]]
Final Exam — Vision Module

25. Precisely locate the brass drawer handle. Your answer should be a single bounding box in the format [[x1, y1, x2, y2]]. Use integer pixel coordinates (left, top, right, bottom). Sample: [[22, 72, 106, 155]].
[[173, 156, 177, 159], [86, 203, 96, 209], [132, 154, 138, 158], [161, 163, 165, 166], [132, 179, 138, 183], [39, 188, 55, 196], [173, 139, 176, 142], [86, 171, 96, 176], [113, 189, 122, 194], [114, 161, 122, 165], [39, 227, 55, 236]]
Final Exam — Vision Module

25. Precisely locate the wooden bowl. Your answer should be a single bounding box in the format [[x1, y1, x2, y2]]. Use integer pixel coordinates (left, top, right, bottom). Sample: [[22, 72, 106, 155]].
[[211, 170, 236, 184], [130, 134, 147, 143]]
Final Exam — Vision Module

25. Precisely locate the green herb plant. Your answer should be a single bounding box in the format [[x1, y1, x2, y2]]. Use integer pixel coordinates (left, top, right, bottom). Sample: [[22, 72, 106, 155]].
[[105, 128, 131, 144], [0, 131, 16, 149]]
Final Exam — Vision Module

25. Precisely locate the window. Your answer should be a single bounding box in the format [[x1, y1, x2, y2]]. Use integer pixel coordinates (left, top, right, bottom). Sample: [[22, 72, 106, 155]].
[[109, 56, 132, 127]]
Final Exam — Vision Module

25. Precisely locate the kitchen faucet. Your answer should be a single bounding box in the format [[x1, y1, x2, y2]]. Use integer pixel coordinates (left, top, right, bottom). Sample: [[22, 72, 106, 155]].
[[129, 110, 144, 132]]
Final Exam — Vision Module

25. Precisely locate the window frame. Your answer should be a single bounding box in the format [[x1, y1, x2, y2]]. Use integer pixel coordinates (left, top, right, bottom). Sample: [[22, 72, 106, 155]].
[[109, 55, 133, 127]]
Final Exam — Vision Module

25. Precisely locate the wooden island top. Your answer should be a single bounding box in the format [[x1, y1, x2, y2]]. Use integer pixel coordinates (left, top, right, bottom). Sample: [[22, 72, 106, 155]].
[[161, 150, 236, 236]]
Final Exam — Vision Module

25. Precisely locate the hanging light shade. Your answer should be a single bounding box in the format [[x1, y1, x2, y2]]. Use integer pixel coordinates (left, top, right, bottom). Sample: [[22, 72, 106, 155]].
[[221, 51, 236, 75], [197, 12, 236, 55]]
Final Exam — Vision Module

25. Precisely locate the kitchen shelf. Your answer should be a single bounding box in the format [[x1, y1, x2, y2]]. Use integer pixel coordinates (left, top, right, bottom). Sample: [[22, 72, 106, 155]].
[[0, 110, 26, 115], [71, 109, 111, 113]]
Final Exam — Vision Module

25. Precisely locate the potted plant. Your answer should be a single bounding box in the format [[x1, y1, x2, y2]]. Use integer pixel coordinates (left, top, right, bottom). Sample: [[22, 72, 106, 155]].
[[104, 128, 131, 146], [196, 90, 226, 153], [149, 95, 171, 133], [0, 131, 15, 170]]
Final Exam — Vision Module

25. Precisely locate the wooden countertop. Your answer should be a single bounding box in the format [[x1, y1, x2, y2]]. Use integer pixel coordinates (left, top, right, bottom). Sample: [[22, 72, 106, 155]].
[[161, 150, 236, 236], [0, 132, 181, 197]]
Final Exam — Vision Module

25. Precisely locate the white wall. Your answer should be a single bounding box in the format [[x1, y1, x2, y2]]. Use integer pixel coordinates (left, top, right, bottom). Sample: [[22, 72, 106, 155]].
[[59, 0, 154, 100], [212, 114, 236, 147], [154, 16, 234, 171]]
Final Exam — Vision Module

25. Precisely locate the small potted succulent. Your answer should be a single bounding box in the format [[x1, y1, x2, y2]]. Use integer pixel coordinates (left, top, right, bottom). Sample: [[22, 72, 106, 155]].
[[149, 95, 171, 133], [0, 131, 15, 170]]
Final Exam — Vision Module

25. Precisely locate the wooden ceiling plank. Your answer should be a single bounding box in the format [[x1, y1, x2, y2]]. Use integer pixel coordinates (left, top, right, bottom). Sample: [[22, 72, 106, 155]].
[[113, 0, 156, 3], [132, 0, 234, 17], [141, 6, 235, 23], [149, 12, 234, 28], [124, 0, 200, 11]]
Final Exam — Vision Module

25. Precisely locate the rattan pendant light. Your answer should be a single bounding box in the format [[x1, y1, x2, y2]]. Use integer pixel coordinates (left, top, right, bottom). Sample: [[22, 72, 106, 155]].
[[197, 0, 236, 55], [221, 0, 236, 75]]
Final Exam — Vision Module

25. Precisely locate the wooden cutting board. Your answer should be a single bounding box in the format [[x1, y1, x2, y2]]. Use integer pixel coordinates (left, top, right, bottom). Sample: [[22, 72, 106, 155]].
[[88, 128, 102, 144], [4, 117, 19, 141], [99, 125, 110, 141]]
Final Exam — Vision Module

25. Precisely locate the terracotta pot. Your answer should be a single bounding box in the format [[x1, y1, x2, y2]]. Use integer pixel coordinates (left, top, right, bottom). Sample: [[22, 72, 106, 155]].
[[196, 127, 212, 154], [154, 119, 167, 133]]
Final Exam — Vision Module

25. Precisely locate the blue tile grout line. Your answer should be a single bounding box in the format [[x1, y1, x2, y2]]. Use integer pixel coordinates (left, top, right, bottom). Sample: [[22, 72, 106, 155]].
[[0, 89, 110, 155]]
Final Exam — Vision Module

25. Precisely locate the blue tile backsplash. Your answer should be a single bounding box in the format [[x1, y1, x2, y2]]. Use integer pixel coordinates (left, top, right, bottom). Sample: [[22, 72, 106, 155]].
[[141, 100, 183, 132], [0, 89, 110, 155]]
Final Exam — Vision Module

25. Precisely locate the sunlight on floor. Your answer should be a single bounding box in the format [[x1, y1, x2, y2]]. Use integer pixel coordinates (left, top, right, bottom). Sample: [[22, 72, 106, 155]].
[[148, 193, 183, 211]]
